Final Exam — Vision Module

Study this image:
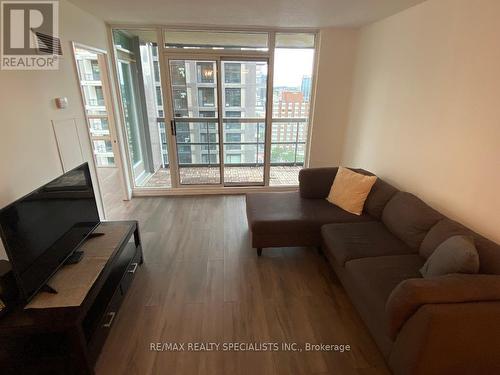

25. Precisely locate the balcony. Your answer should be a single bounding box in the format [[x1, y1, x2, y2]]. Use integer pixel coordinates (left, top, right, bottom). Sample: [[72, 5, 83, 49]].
[[143, 165, 302, 187], [138, 118, 306, 187]]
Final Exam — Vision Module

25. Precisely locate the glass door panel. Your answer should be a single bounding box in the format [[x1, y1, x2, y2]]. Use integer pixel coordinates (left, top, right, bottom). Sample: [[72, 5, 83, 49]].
[[223, 121, 265, 184], [176, 121, 221, 184], [221, 60, 268, 185], [169, 59, 221, 185], [270, 45, 314, 186], [74, 47, 117, 168], [113, 28, 171, 188], [117, 60, 147, 182]]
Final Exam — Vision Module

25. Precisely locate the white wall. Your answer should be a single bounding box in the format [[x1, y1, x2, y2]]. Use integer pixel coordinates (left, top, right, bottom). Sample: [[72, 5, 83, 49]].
[[308, 28, 358, 167], [0, 0, 110, 259], [342, 0, 500, 243]]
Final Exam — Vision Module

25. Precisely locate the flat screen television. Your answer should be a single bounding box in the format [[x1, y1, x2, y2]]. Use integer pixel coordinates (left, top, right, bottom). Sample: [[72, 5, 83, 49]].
[[0, 163, 100, 303]]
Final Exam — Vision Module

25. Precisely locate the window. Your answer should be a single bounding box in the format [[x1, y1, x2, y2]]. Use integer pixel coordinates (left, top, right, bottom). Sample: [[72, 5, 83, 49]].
[[197, 62, 215, 83], [200, 133, 217, 143], [91, 61, 100, 80], [225, 122, 241, 131], [270, 32, 315, 186], [153, 61, 160, 82], [170, 61, 186, 85], [198, 88, 215, 107], [201, 154, 218, 163], [156, 86, 162, 106], [225, 111, 241, 118], [225, 88, 241, 107], [224, 63, 241, 83], [226, 154, 241, 163], [200, 111, 215, 118], [165, 30, 268, 51], [226, 133, 241, 143], [173, 89, 187, 111], [88, 118, 109, 136]]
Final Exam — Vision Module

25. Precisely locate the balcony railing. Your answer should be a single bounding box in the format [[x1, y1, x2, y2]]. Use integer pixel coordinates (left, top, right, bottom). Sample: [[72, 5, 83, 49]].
[[87, 98, 106, 106], [81, 73, 101, 81], [156, 118, 307, 168], [270, 118, 306, 166]]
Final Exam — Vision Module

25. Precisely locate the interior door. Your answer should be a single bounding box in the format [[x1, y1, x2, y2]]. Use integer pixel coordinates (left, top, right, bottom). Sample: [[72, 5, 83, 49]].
[[167, 58, 222, 185]]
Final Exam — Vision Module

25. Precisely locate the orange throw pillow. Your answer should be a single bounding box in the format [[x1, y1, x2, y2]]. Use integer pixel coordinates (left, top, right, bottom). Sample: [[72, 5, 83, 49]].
[[326, 167, 377, 215]]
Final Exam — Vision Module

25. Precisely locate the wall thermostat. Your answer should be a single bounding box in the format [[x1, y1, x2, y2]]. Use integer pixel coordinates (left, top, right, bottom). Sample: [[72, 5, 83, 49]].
[[55, 97, 68, 109]]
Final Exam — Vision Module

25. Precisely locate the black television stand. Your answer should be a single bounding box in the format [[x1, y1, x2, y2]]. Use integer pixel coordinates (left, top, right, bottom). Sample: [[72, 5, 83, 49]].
[[0, 221, 143, 374]]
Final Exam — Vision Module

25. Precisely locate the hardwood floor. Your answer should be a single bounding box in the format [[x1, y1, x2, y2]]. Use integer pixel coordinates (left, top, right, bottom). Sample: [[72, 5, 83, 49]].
[[95, 194, 390, 375]]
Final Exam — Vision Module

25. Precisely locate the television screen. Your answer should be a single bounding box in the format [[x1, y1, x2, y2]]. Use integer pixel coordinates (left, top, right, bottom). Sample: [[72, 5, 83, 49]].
[[0, 163, 100, 302]]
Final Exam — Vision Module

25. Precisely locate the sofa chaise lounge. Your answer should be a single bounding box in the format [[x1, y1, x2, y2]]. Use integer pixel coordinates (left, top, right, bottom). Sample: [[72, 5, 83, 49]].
[[245, 167, 500, 375]]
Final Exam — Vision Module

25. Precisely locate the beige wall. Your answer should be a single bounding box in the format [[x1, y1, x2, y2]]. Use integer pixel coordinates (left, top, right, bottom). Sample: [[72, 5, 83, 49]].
[[342, 0, 500, 243], [0, 0, 110, 259], [308, 28, 358, 167]]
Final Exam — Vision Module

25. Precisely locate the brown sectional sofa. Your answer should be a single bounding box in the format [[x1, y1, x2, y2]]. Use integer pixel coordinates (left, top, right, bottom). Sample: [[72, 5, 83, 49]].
[[245, 167, 500, 374]]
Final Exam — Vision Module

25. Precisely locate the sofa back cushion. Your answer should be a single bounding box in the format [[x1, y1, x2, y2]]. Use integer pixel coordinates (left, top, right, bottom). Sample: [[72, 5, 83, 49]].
[[421, 218, 500, 274], [382, 192, 443, 249], [364, 179, 399, 219], [299, 167, 339, 198], [420, 218, 471, 258], [299, 167, 373, 199]]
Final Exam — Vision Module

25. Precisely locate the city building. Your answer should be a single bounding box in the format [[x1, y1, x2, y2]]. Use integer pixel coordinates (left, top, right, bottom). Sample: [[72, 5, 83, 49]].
[[301, 75, 312, 101]]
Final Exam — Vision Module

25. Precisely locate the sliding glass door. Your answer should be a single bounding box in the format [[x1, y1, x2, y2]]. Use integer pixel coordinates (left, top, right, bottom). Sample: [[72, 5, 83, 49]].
[[117, 60, 147, 183], [166, 57, 268, 186], [168, 59, 222, 185], [112, 28, 317, 191], [221, 60, 267, 185]]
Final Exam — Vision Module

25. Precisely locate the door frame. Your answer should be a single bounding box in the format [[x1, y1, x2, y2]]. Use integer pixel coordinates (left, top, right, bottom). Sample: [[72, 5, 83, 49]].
[[108, 25, 319, 194], [219, 55, 270, 187], [71, 42, 128, 213], [164, 54, 224, 187], [162, 52, 271, 188], [115, 56, 149, 184]]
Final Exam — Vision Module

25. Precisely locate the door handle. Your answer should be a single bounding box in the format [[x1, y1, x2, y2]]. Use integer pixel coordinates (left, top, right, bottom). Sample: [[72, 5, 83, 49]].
[[170, 119, 177, 136]]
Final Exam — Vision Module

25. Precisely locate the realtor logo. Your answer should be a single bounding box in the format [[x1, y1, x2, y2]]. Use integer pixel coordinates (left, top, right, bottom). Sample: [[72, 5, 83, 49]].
[[1, 0, 60, 70]]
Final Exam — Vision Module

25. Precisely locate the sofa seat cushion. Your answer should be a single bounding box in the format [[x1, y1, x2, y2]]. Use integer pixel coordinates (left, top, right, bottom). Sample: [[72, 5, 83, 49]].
[[344, 254, 425, 334], [322, 222, 416, 267], [246, 191, 374, 236]]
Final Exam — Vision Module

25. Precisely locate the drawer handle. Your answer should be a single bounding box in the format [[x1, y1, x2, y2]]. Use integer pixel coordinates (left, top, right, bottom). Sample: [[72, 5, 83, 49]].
[[102, 312, 116, 328], [128, 262, 138, 274]]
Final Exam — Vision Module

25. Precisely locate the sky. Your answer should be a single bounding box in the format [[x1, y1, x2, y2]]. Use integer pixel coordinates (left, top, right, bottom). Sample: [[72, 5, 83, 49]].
[[273, 49, 315, 88]]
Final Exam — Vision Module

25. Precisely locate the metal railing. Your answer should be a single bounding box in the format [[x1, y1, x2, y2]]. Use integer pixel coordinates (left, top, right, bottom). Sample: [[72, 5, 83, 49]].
[[87, 98, 106, 106], [156, 118, 307, 168], [270, 118, 306, 166], [81, 73, 101, 81]]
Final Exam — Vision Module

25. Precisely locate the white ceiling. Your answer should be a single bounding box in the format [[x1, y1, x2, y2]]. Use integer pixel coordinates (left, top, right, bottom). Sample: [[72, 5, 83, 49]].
[[68, 0, 427, 28]]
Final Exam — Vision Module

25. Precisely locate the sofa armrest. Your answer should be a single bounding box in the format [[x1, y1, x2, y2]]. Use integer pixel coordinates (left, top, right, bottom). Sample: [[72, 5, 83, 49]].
[[386, 274, 500, 339], [298, 167, 338, 198], [389, 301, 500, 375]]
